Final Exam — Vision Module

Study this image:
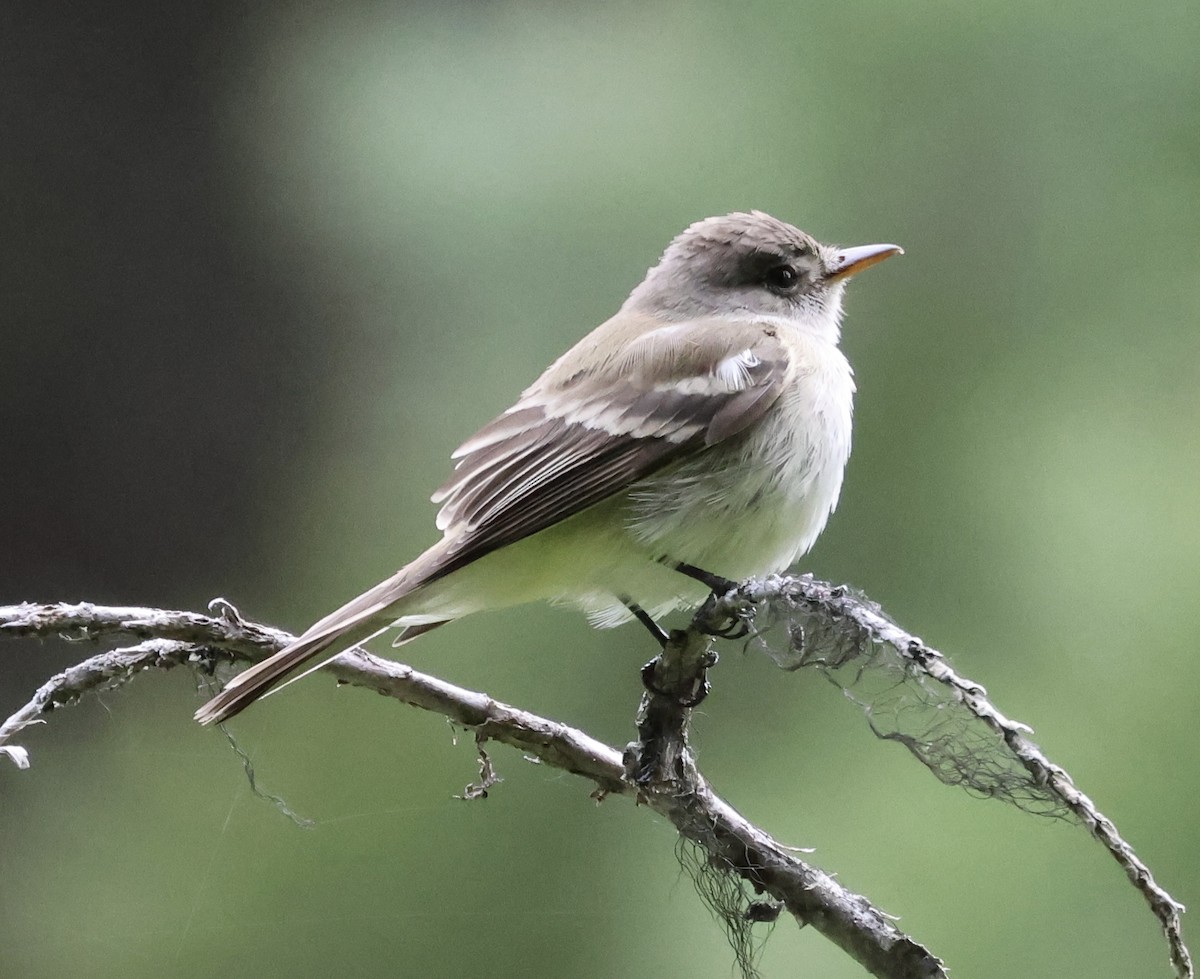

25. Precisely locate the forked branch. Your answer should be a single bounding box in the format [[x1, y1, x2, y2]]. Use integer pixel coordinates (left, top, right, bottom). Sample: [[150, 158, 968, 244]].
[[0, 578, 1190, 979]]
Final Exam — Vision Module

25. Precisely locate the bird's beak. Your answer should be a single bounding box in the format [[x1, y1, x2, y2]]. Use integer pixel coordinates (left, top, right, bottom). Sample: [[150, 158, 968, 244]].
[[825, 243, 904, 282]]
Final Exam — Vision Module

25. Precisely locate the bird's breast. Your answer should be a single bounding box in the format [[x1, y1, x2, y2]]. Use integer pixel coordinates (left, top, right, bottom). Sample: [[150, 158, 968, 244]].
[[625, 337, 854, 578]]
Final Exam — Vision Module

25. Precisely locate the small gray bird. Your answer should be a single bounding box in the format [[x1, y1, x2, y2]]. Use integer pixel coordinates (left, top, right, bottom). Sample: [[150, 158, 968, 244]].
[[196, 211, 901, 725]]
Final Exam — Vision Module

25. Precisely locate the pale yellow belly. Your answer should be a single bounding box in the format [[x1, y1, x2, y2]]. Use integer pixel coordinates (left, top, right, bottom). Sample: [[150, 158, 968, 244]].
[[401, 339, 854, 629], [401, 419, 848, 629]]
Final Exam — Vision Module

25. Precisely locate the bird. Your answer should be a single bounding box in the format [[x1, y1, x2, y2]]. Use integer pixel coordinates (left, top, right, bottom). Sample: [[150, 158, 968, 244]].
[[195, 211, 901, 725]]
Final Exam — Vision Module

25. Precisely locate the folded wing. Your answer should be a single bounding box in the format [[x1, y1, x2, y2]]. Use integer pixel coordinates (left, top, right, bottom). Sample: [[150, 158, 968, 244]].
[[426, 319, 790, 582]]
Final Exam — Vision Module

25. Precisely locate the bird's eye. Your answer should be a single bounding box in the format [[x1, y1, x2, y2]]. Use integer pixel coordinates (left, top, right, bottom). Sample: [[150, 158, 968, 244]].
[[763, 264, 800, 294]]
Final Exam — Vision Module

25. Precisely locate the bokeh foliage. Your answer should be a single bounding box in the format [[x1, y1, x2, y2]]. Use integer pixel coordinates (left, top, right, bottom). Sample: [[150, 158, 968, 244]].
[[3, 1, 1198, 976]]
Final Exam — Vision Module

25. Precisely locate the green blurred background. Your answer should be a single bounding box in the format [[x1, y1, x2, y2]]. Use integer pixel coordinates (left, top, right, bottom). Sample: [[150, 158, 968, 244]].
[[3, 2, 1199, 976]]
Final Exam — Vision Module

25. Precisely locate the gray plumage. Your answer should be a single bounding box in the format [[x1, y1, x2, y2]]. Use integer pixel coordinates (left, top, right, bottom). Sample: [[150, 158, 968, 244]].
[[194, 212, 900, 725]]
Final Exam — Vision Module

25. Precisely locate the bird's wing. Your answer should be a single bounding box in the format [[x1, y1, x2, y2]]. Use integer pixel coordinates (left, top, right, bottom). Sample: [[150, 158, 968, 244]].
[[423, 316, 790, 582], [193, 316, 791, 726]]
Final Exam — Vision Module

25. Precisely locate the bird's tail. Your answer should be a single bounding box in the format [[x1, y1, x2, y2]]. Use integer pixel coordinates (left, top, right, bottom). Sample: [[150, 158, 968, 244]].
[[193, 628, 357, 726], [193, 555, 449, 726]]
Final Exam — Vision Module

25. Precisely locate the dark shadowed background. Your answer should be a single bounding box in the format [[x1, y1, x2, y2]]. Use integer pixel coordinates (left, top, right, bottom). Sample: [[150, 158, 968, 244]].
[[3, 2, 1199, 977]]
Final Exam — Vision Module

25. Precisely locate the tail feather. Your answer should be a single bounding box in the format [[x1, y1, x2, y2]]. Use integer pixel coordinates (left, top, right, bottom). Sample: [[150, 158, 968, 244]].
[[194, 628, 348, 726], [194, 543, 460, 725], [196, 605, 395, 726], [194, 614, 457, 725]]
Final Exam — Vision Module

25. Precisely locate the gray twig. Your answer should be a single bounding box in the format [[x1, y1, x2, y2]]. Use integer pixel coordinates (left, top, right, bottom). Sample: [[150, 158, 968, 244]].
[[1, 580, 1190, 979], [0, 598, 938, 978], [718, 575, 1192, 979]]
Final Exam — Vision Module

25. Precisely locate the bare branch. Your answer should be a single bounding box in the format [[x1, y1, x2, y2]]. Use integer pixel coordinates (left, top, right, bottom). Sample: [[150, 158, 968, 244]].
[[0, 636, 198, 751], [630, 623, 946, 978], [0, 600, 628, 792], [1, 597, 942, 978], [718, 575, 1193, 979], [0, 600, 289, 652], [1, 579, 1191, 979]]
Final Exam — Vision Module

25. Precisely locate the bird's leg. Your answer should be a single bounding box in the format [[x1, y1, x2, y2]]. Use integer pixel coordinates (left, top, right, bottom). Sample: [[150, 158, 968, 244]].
[[671, 561, 738, 597], [667, 561, 750, 640], [621, 598, 669, 648], [623, 597, 713, 706]]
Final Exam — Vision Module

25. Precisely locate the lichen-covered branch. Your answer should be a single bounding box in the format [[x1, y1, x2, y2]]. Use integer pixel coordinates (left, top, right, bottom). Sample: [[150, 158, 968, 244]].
[[0, 637, 197, 765], [0, 600, 628, 792], [629, 622, 945, 978], [715, 575, 1192, 979], [1, 577, 1192, 979], [0, 596, 942, 979]]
